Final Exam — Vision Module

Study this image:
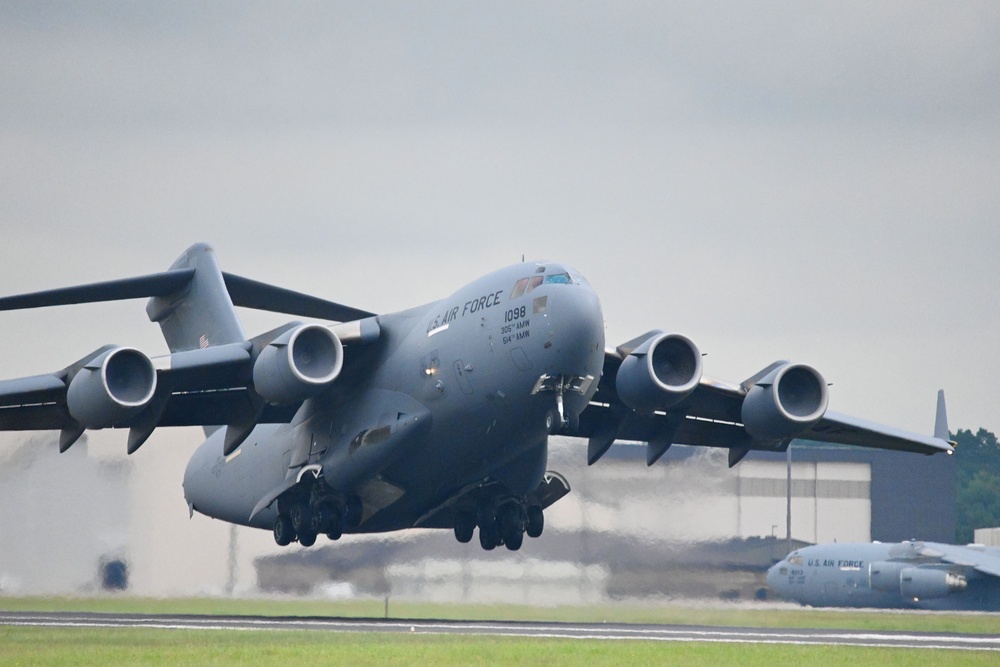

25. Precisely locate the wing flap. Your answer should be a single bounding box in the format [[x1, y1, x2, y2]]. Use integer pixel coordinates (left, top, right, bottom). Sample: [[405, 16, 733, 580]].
[[805, 411, 952, 455], [0, 373, 67, 407], [940, 547, 1000, 578]]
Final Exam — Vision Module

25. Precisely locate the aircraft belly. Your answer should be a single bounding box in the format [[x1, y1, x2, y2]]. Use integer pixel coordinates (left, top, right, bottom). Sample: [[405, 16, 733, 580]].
[[183, 424, 291, 529]]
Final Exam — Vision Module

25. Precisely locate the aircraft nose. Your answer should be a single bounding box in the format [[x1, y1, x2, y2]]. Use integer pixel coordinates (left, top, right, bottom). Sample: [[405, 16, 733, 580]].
[[545, 281, 605, 363], [766, 561, 785, 592]]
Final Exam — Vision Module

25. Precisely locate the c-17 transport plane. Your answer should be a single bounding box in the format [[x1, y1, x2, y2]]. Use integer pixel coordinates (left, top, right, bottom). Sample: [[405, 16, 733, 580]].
[[768, 541, 1000, 611], [0, 244, 954, 551]]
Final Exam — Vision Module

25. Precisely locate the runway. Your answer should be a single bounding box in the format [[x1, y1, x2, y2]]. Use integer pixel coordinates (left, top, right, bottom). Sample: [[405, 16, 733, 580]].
[[2, 611, 999, 651]]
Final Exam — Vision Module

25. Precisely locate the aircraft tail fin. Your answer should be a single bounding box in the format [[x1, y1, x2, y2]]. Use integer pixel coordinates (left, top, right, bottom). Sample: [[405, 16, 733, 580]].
[[145, 243, 246, 353], [934, 389, 950, 441]]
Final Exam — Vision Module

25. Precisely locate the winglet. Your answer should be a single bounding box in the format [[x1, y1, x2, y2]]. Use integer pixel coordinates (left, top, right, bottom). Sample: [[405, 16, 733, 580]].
[[934, 389, 952, 443]]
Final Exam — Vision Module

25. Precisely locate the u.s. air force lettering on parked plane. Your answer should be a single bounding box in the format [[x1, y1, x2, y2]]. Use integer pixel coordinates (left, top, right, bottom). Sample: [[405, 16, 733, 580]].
[[0, 244, 954, 551], [769, 541, 1000, 611]]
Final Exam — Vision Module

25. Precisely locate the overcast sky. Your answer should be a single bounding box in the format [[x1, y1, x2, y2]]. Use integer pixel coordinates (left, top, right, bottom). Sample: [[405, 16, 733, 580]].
[[2, 1, 998, 439]]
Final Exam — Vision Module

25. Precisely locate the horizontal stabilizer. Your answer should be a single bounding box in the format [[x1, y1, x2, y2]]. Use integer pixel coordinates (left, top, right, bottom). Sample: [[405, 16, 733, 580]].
[[0, 269, 195, 311], [0, 262, 375, 324]]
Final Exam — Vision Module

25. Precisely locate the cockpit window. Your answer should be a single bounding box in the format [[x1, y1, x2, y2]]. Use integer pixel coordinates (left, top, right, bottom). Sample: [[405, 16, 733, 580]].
[[544, 272, 572, 285], [510, 278, 529, 299], [511, 272, 574, 300], [788, 555, 803, 566]]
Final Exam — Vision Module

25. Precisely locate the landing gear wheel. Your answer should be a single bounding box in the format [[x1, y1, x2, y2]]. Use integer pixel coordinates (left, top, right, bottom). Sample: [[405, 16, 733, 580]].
[[526, 505, 544, 538], [311, 501, 332, 534], [273, 514, 294, 546], [544, 409, 562, 435], [454, 512, 475, 544], [344, 495, 363, 528], [504, 527, 524, 551], [499, 504, 524, 550], [298, 529, 317, 547], [290, 503, 312, 534], [479, 522, 500, 551], [325, 511, 344, 541]]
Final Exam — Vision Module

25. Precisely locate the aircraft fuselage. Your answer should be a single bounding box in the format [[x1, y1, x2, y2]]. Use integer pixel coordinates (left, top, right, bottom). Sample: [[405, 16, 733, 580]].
[[767, 541, 1000, 611], [182, 261, 605, 536]]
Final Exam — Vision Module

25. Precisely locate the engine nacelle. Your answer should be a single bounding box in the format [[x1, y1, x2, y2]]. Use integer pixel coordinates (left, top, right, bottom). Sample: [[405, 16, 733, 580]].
[[615, 332, 703, 413], [899, 567, 967, 600], [253, 323, 343, 404], [869, 560, 908, 592], [740, 362, 828, 440], [66, 347, 157, 429]]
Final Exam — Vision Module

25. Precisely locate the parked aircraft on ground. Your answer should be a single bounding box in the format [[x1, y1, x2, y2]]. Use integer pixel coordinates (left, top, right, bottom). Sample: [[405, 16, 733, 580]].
[[0, 244, 954, 551], [768, 540, 1000, 611]]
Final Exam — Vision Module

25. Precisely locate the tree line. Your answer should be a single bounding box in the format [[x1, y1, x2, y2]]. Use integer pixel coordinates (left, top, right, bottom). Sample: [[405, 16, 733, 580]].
[[953, 428, 1000, 543]]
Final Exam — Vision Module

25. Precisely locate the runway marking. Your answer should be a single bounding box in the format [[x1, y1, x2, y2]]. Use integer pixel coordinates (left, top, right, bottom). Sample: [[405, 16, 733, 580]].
[[2, 612, 998, 651]]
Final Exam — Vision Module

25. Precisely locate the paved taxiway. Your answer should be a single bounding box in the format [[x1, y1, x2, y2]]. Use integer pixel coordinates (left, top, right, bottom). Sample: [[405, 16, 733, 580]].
[[2, 611, 999, 651]]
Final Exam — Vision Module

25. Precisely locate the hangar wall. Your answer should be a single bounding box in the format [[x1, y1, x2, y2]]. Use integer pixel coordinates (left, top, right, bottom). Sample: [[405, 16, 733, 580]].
[[0, 432, 955, 600]]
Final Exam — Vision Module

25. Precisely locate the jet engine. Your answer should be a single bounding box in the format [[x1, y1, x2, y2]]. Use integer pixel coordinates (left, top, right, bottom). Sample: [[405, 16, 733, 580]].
[[615, 332, 703, 413], [869, 560, 908, 592], [900, 567, 967, 599], [740, 362, 828, 440], [253, 323, 343, 404], [66, 346, 157, 428]]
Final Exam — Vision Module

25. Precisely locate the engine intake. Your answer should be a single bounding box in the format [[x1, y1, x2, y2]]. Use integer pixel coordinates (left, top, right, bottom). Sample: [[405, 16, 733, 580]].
[[615, 332, 703, 413], [741, 362, 828, 440], [66, 347, 157, 428], [253, 323, 343, 404]]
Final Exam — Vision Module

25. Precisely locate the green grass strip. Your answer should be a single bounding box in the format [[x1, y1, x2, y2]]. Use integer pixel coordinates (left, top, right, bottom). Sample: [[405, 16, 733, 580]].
[[1, 626, 997, 667], [3, 595, 999, 635]]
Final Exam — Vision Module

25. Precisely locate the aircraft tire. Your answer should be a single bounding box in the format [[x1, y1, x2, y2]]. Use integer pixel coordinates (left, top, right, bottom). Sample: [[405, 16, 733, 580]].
[[290, 503, 312, 534], [479, 522, 500, 551], [273, 514, 295, 547], [344, 495, 363, 528], [298, 529, 317, 547], [545, 409, 561, 435], [526, 505, 544, 538], [325, 511, 343, 541], [498, 504, 523, 545], [504, 528, 523, 551], [311, 502, 332, 534], [454, 512, 475, 543]]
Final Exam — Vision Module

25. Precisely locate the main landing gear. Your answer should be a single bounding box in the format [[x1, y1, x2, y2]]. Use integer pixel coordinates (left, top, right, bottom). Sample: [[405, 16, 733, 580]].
[[273, 490, 362, 548], [453, 499, 544, 552]]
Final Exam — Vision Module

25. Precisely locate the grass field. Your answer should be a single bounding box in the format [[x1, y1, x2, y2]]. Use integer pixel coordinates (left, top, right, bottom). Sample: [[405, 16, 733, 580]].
[[2, 596, 998, 665], [3, 595, 1000, 634], [1, 626, 998, 667]]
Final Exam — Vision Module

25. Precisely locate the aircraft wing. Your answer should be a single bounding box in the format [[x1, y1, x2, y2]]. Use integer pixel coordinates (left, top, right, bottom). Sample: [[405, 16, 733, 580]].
[[0, 256, 380, 455], [937, 544, 1000, 578], [574, 344, 954, 467], [0, 341, 297, 452]]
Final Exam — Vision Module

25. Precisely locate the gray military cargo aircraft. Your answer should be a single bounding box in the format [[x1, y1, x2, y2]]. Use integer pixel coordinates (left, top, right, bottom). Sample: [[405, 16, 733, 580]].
[[768, 540, 1000, 611], [0, 244, 954, 551]]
